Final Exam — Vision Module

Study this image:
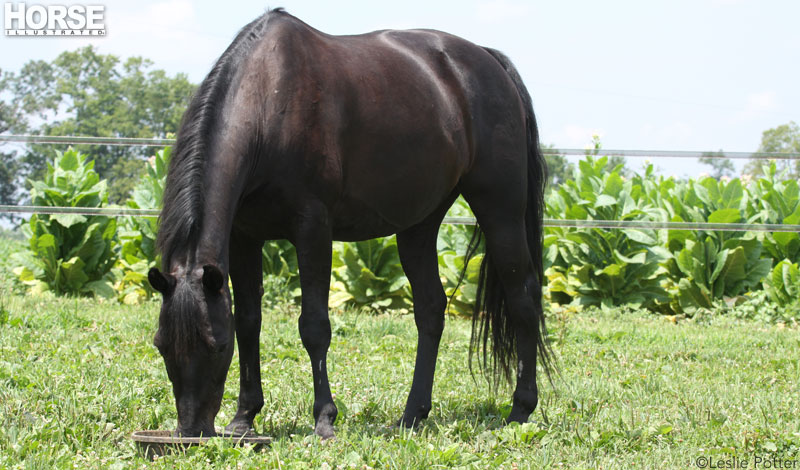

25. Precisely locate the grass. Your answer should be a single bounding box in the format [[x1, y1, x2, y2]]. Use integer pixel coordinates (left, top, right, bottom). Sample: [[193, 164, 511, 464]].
[[0, 231, 24, 294], [0, 292, 798, 469]]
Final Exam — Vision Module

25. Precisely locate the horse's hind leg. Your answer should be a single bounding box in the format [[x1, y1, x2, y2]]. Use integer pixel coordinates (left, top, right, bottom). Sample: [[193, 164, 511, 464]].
[[292, 201, 337, 439], [225, 231, 265, 436], [460, 190, 543, 423], [396, 208, 451, 427]]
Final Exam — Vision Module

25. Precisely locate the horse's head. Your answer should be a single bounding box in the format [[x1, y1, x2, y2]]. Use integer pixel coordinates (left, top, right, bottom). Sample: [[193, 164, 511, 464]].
[[148, 264, 234, 437]]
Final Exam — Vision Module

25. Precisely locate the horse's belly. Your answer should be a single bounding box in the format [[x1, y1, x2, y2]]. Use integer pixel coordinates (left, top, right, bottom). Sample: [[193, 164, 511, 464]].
[[331, 176, 457, 240], [331, 213, 401, 241]]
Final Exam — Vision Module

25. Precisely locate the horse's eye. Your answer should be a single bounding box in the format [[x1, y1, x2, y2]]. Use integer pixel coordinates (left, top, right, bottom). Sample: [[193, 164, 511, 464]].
[[153, 332, 168, 355]]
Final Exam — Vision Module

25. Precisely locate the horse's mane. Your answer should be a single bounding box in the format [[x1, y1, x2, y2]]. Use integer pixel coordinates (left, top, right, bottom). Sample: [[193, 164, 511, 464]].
[[157, 8, 288, 267]]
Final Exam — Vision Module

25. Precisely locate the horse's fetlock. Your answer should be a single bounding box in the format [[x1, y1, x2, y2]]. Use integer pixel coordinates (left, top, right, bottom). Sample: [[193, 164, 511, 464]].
[[512, 389, 538, 413], [314, 401, 338, 424]]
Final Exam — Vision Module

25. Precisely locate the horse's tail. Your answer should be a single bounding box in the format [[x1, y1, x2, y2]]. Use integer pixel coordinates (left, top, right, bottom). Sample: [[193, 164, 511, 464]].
[[466, 47, 552, 386]]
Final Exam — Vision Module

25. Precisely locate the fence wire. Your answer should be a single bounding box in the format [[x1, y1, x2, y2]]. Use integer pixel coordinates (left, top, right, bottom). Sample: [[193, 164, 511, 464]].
[[2, 134, 799, 233], [2, 206, 798, 232], [2, 134, 800, 160]]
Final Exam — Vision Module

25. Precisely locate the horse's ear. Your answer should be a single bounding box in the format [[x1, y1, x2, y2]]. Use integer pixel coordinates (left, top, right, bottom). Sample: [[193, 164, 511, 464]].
[[202, 264, 225, 293], [148, 268, 176, 295]]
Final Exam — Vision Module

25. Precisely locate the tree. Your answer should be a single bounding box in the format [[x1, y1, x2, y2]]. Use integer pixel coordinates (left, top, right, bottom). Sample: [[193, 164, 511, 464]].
[[542, 136, 629, 191], [541, 144, 572, 188], [742, 121, 800, 181], [5, 46, 196, 203], [0, 67, 27, 214], [699, 150, 735, 180]]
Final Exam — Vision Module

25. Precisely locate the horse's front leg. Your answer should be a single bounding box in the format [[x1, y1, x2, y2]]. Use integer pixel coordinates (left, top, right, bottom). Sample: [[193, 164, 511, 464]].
[[224, 231, 265, 436], [396, 217, 448, 427], [293, 203, 337, 439]]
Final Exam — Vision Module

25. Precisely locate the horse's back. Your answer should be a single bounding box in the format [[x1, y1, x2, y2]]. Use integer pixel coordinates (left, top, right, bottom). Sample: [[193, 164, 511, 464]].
[[230, 12, 526, 239]]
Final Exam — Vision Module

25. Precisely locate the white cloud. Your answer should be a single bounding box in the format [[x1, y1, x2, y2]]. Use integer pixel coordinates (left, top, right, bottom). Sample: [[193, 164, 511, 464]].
[[746, 91, 777, 112], [732, 90, 778, 122]]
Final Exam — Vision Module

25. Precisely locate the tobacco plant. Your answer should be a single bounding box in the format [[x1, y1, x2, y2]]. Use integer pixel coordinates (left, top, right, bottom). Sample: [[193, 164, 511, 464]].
[[13, 149, 117, 298], [544, 157, 671, 310], [329, 237, 412, 311], [763, 259, 800, 309], [114, 147, 170, 304], [748, 162, 800, 264]]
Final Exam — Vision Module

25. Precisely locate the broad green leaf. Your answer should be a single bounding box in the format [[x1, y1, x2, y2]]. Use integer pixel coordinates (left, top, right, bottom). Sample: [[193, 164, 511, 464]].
[[693, 183, 711, 207], [599, 263, 622, 277], [61, 257, 89, 293], [595, 194, 617, 208], [614, 250, 646, 265], [59, 150, 80, 171], [743, 259, 771, 292], [784, 262, 800, 295], [772, 232, 798, 250], [51, 213, 87, 228], [623, 229, 656, 245], [678, 278, 712, 309], [648, 246, 673, 262], [36, 233, 56, 251], [123, 291, 144, 305], [566, 205, 588, 220], [721, 179, 743, 208], [14, 266, 36, 283], [604, 173, 624, 197], [83, 280, 116, 298], [707, 208, 741, 224], [785, 210, 800, 225], [722, 248, 747, 284], [676, 243, 696, 277], [709, 249, 730, 284]]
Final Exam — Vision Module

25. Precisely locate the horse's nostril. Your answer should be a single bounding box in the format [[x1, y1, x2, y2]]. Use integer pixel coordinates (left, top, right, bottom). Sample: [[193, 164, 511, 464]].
[[213, 342, 228, 354]]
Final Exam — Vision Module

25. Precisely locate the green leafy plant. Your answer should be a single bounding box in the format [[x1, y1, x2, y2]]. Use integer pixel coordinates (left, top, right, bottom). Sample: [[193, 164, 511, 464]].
[[114, 147, 170, 304], [438, 250, 482, 316], [436, 197, 481, 316], [0, 230, 25, 294], [12, 149, 117, 298], [763, 259, 800, 309], [544, 157, 670, 310], [262, 239, 301, 301], [329, 237, 411, 311], [657, 175, 747, 252], [658, 175, 770, 312], [671, 234, 771, 311], [748, 162, 800, 264]]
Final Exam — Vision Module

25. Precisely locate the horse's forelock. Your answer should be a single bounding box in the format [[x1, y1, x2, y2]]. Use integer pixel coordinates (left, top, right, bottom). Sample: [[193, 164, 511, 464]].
[[160, 282, 207, 360]]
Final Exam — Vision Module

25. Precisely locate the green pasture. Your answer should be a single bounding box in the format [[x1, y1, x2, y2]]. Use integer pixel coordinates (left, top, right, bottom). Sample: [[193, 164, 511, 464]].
[[0, 293, 798, 469]]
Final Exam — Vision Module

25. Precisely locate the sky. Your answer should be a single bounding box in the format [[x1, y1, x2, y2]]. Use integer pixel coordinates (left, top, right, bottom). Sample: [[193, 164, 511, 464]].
[[2, 0, 799, 178]]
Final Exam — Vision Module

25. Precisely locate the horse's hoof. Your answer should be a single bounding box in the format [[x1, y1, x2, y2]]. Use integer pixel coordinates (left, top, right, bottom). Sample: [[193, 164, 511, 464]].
[[396, 415, 423, 429], [224, 421, 255, 437], [313, 402, 337, 439], [504, 413, 529, 425], [314, 421, 336, 440]]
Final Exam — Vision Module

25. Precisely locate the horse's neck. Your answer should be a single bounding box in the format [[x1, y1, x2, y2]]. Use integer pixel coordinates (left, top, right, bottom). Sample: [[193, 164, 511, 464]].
[[192, 151, 250, 272]]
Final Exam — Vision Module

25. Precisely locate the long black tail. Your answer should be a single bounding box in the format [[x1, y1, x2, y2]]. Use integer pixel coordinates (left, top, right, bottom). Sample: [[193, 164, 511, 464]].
[[467, 47, 552, 386]]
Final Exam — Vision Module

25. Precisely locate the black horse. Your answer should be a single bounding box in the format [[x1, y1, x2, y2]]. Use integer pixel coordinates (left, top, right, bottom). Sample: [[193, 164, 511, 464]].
[[148, 8, 549, 439]]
